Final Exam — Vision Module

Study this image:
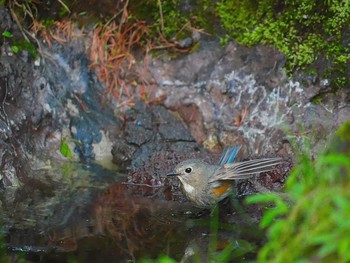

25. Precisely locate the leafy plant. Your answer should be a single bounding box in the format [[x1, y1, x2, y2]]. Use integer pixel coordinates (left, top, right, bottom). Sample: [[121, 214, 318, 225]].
[[2, 30, 37, 58], [247, 122, 350, 262], [2, 31, 13, 38]]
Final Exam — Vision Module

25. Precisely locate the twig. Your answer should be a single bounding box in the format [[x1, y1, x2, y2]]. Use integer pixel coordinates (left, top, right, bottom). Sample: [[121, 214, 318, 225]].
[[121, 182, 164, 188], [57, 0, 71, 14], [9, 6, 30, 43], [157, 0, 164, 33]]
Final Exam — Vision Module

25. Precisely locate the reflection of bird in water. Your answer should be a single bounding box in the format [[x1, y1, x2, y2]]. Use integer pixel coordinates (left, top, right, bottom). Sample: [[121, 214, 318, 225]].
[[93, 183, 199, 260]]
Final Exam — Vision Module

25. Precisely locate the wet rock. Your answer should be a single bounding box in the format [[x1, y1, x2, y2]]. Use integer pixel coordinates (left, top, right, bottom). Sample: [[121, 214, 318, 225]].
[[149, 38, 350, 163], [124, 121, 153, 146], [336, 106, 350, 126], [70, 115, 102, 162], [152, 39, 224, 84], [111, 139, 137, 169], [0, 142, 20, 188], [0, 7, 125, 189], [158, 119, 193, 142], [0, 10, 42, 185], [111, 101, 200, 173]]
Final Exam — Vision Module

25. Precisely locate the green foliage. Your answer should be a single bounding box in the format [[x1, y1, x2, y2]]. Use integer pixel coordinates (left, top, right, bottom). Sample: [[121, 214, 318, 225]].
[[336, 121, 350, 142], [131, 0, 221, 40], [60, 138, 73, 158], [2, 31, 13, 38], [216, 0, 350, 87], [14, 40, 37, 58], [160, 8, 187, 38], [140, 255, 177, 263], [58, 0, 71, 18], [2, 30, 37, 58], [246, 122, 350, 262], [0, 243, 8, 262], [131, 0, 188, 39], [41, 18, 55, 27]]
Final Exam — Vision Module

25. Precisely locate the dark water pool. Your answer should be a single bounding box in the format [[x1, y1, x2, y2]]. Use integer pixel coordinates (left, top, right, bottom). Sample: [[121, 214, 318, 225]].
[[0, 161, 263, 262]]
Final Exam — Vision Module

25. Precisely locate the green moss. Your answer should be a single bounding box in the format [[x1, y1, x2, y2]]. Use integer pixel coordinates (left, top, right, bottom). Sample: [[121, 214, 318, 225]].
[[216, 0, 350, 88], [130, 0, 188, 39], [336, 121, 350, 144], [310, 94, 323, 105]]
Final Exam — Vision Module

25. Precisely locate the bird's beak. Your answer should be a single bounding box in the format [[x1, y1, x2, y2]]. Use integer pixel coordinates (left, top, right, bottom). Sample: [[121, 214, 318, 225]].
[[167, 171, 179, 176]]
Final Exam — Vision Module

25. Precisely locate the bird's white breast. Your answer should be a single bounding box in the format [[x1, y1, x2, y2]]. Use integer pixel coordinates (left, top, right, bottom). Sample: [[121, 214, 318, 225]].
[[179, 177, 195, 193]]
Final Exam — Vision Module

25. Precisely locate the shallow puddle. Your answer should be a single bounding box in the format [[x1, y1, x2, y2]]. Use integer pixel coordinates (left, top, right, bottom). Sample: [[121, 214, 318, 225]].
[[0, 161, 263, 262]]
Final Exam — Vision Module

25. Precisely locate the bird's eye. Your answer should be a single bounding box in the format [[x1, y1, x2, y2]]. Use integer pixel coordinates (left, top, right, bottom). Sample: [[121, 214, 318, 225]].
[[185, 167, 192, 174]]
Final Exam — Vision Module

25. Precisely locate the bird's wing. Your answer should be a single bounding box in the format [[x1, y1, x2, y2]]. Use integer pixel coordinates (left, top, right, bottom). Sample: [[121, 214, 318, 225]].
[[211, 157, 282, 182], [218, 146, 242, 165]]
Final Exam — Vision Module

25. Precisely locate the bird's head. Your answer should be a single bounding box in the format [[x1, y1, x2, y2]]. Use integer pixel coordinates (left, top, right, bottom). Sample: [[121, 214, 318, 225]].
[[167, 159, 213, 193]]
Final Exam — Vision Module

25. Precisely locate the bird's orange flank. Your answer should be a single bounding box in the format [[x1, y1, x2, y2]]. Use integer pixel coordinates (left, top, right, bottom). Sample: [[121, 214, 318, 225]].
[[211, 181, 231, 197]]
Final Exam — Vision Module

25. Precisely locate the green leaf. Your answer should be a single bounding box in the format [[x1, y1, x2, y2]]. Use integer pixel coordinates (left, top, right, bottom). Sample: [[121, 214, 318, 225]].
[[140, 255, 177, 263], [215, 242, 236, 262], [11, 45, 19, 53], [158, 255, 177, 263], [318, 241, 337, 258], [2, 31, 12, 38], [267, 220, 286, 240], [60, 139, 73, 158], [318, 154, 350, 170], [15, 40, 37, 59], [246, 192, 281, 204], [260, 206, 287, 228]]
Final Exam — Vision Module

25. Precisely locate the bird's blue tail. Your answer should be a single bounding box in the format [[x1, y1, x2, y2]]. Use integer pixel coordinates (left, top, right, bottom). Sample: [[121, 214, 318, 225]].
[[218, 146, 241, 165]]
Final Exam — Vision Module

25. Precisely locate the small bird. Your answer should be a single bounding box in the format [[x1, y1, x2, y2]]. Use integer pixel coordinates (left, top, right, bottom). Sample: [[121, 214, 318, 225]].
[[167, 146, 282, 208]]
